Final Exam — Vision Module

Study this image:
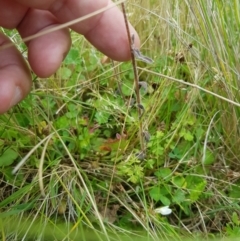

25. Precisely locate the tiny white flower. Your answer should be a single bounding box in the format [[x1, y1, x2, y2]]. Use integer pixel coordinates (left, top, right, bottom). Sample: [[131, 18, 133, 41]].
[[154, 206, 172, 216]]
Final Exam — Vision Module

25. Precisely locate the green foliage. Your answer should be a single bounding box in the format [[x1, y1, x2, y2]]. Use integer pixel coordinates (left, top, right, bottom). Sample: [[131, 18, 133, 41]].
[[0, 148, 18, 167], [225, 212, 240, 237], [1, 0, 240, 240], [118, 155, 144, 183]]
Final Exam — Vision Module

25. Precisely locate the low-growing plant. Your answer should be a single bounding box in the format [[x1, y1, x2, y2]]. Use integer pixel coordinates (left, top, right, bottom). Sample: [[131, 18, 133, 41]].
[[1, 0, 240, 240]]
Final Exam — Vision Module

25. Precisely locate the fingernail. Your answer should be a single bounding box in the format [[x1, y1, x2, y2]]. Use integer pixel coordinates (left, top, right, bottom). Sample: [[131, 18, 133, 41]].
[[10, 86, 22, 107]]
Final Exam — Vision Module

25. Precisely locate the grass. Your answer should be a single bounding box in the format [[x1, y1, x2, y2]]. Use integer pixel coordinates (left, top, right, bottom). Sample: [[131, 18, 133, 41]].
[[1, 0, 240, 240]]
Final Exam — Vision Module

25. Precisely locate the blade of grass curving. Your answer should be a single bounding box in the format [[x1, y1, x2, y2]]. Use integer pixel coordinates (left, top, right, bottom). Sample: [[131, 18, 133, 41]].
[[12, 132, 55, 174], [138, 67, 240, 108], [38, 134, 53, 197]]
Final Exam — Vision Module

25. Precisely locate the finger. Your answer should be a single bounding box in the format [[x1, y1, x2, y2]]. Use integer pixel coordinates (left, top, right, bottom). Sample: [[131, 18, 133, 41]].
[[50, 0, 140, 61], [0, 33, 31, 114], [84, 3, 139, 61], [17, 9, 71, 78], [0, 0, 28, 29], [15, 0, 140, 61], [14, 0, 55, 9]]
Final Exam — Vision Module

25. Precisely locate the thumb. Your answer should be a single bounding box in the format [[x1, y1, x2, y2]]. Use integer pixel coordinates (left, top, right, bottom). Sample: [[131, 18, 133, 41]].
[[0, 33, 31, 114]]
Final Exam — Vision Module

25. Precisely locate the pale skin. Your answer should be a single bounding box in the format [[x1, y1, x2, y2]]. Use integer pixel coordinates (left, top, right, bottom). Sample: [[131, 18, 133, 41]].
[[0, 0, 140, 114]]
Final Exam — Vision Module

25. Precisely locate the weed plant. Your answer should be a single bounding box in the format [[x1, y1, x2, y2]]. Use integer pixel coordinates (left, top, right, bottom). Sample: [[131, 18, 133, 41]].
[[1, 0, 240, 240]]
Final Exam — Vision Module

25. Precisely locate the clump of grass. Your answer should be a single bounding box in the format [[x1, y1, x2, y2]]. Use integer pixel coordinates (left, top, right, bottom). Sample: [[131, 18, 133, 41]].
[[1, 0, 240, 240]]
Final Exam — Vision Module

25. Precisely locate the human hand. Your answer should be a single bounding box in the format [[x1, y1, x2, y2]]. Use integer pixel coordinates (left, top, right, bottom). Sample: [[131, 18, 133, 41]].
[[0, 0, 140, 114]]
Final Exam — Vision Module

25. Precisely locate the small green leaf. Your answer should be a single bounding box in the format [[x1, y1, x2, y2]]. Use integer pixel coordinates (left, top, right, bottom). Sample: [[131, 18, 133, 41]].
[[203, 149, 215, 165], [172, 175, 186, 188], [228, 184, 240, 199], [154, 168, 172, 179], [64, 48, 80, 64], [196, 127, 204, 139], [183, 131, 194, 141], [185, 176, 207, 203], [149, 185, 171, 203], [149, 187, 161, 201], [128, 175, 139, 184], [185, 116, 195, 126], [172, 189, 186, 204], [180, 129, 194, 141], [0, 149, 18, 167], [156, 131, 164, 138], [232, 212, 240, 226], [66, 111, 78, 119], [145, 159, 155, 169], [159, 195, 171, 206], [121, 80, 134, 96], [60, 67, 72, 80], [95, 111, 110, 124]]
